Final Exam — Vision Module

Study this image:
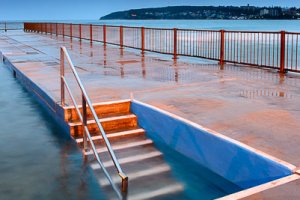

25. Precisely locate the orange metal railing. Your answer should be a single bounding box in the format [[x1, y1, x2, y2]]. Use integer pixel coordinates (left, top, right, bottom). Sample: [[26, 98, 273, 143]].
[[24, 22, 300, 73]]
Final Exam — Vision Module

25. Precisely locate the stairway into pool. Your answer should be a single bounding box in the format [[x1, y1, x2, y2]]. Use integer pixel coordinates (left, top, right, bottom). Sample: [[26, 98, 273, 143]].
[[64, 99, 239, 200], [65, 100, 184, 199]]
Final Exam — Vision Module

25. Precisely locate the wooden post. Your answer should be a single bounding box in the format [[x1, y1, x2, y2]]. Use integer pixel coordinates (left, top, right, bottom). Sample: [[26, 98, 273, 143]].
[[70, 24, 72, 39], [280, 31, 286, 73]]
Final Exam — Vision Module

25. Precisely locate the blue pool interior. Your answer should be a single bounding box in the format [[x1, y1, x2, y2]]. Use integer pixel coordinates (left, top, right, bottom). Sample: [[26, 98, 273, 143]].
[[0, 63, 105, 200], [131, 101, 293, 190]]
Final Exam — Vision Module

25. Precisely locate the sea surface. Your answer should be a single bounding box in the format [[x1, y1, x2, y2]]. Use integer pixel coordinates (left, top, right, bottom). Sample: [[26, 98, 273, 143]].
[[24, 19, 300, 32], [0, 63, 105, 200]]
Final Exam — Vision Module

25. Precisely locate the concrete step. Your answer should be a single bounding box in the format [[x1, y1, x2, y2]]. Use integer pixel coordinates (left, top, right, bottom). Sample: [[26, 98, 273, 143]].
[[87, 133, 185, 200], [76, 128, 145, 144], [69, 113, 137, 137], [64, 99, 131, 122]]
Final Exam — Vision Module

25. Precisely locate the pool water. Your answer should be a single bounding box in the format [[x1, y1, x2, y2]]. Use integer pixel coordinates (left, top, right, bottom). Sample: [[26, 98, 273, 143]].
[[0, 63, 105, 200], [152, 139, 242, 200]]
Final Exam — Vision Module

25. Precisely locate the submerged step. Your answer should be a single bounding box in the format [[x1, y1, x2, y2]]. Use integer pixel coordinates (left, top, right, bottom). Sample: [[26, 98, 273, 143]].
[[129, 183, 184, 200], [91, 151, 163, 169], [98, 164, 171, 186], [76, 128, 145, 144]]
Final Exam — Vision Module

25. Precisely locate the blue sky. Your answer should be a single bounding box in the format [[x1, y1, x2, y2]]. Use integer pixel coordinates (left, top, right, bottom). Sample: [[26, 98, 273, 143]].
[[1, 0, 300, 20]]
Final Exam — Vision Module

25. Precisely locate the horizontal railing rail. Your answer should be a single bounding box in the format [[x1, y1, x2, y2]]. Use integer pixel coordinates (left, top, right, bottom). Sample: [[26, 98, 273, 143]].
[[0, 22, 24, 31], [60, 46, 128, 200], [24, 22, 300, 73]]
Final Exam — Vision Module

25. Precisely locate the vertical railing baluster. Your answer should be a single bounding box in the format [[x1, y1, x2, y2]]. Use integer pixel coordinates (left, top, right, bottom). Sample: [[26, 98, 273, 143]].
[[82, 95, 88, 152], [60, 48, 65, 106]]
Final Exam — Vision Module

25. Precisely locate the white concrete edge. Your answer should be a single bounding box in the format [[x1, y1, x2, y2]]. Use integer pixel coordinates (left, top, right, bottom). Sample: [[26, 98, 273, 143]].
[[217, 174, 300, 200], [132, 99, 296, 171]]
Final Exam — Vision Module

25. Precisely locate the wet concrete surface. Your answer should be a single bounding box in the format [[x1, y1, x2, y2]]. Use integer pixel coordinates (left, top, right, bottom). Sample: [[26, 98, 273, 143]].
[[1, 31, 300, 199], [241, 178, 300, 200]]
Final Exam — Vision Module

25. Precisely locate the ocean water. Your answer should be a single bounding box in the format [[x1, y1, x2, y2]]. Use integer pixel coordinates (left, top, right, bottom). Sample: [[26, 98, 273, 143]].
[[0, 63, 105, 200], [34, 20, 300, 32]]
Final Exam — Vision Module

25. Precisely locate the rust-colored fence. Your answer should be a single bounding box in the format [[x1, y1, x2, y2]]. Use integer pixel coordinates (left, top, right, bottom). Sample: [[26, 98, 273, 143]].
[[24, 22, 300, 73], [0, 22, 24, 31]]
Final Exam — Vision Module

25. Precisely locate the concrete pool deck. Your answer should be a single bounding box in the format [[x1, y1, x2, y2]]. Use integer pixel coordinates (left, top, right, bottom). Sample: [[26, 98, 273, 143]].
[[1, 30, 300, 199]]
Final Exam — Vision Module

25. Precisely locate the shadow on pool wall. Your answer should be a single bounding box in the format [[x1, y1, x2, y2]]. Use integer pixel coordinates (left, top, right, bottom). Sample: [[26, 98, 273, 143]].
[[130, 100, 293, 189]]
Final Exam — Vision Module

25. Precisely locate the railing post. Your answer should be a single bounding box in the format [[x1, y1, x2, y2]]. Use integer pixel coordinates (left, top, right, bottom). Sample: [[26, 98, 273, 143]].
[[70, 24, 73, 39], [79, 24, 82, 40], [50, 23, 52, 34], [5, 22, 7, 32], [56, 23, 58, 36], [141, 27, 145, 55], [82, 95, 88, 152], [120, 26, 123, 49], [62, 23, 65, 37], [219, 30, 225, 66], [173, 28, 177, 60], [60, 47, 65, 106], [103, 25, 106, 45], [90, 24, 93, 43], [280, 31, 286, 73]]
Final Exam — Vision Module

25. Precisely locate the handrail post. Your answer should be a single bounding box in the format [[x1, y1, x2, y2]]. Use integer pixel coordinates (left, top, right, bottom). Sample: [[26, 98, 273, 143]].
[[120, 26, 123, 49], [70, 24, 73, 39], [79, 24, 82, 41], [103, 25, 107, 45], [219, 30, 225, 66], [62, 23, 65, 37], [280, 31, 286, 73], [50, 23, 52, 35], [5, 22, 7, 32], [141, 27, 145, 55], [56, 23, 58, 37], [60, 47, 65, 106], [90, 24, 93, 43], [82, 95, 88, 152], [173, 28, 177, 60]]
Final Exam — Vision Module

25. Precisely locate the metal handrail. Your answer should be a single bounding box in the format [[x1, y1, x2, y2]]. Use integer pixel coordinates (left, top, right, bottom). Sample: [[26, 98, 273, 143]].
[[60, 46, 128, 199]]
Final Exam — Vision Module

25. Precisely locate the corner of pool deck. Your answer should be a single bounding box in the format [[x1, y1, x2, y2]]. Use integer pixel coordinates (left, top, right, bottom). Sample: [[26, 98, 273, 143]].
[[1, 30, 300, 199]]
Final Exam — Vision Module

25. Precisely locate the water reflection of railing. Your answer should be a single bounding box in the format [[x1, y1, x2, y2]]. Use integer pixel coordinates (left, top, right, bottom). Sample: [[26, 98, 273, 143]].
[[0, 22, 24, 31], [24, 22, 300, 73]]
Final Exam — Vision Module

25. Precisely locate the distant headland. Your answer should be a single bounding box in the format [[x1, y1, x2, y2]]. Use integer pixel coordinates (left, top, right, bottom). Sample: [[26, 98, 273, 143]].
[[100, 5, 300, 20]]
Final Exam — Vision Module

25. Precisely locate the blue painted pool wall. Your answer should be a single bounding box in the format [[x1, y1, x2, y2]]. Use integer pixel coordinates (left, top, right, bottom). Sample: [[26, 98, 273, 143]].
[[3, 57, 71, 138], [131, 100, 292, 189]]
